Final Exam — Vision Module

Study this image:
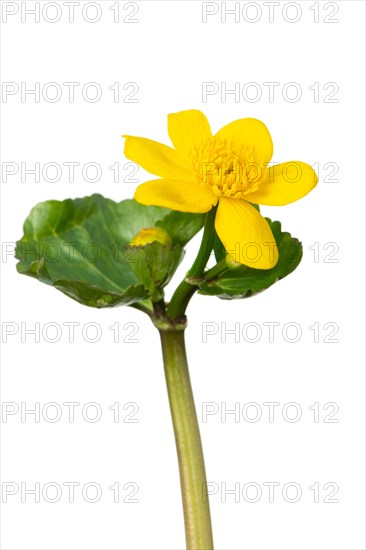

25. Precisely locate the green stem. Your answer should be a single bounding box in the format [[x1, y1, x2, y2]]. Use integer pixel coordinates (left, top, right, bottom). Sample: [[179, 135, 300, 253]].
[[165, 279, 197, 321], [167, 207, 217, 319], [202, 259, 228, 281], [160, 329, 214, 550]]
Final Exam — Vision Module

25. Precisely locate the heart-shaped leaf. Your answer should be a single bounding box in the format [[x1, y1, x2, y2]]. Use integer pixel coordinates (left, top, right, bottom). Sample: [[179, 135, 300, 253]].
[[198, 219, 302, 299], [156, 210, 206, 247], [15, 194, 205, 308]]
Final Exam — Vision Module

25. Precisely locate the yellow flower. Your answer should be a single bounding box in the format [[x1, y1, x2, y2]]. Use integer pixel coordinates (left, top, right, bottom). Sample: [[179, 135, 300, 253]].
[[123, 110, 317, 269]]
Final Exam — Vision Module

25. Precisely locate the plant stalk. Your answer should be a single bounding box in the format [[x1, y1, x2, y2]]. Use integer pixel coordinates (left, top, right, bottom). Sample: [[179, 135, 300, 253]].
[[159, 329, 214, 550], [167, 207, 217, 320]]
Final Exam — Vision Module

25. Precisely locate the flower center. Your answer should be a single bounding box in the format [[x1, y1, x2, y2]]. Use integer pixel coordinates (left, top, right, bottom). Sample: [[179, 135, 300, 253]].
[[190, 137, 267, 199]]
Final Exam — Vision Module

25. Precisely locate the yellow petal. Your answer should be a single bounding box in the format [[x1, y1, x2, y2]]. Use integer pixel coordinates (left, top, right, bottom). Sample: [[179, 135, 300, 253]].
[[215, 118, 273, 164], [168, 110, 212, 157], [247, 161, 318, 206], [123, 135, 192, 180], [134, 179, 218, 213], [215, 198, 278, 269]]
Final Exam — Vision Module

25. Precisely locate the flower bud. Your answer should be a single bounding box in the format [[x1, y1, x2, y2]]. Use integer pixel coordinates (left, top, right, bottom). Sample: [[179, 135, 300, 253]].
[[125, 227, 183, 302], [129, 227, 172, 248]]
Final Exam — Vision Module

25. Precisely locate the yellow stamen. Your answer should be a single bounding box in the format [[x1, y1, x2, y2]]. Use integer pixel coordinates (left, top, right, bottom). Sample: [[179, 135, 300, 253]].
[[190, 137, 267, 199]]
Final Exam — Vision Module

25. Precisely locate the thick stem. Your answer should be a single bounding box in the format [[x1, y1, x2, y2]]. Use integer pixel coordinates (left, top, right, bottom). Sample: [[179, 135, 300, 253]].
[[160, 329, 214, 550]]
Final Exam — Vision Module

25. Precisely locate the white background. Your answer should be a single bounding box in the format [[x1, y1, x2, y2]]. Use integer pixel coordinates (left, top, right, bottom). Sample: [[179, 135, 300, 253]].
[[1, 1, 365, 549]]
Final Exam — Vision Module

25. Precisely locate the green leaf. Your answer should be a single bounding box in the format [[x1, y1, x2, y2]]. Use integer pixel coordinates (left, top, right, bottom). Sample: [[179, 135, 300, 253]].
[[53, 277, 147, 308], [15, 194, 204, 308], [198, 219, 302, 299], [157, 210, 205, 246]]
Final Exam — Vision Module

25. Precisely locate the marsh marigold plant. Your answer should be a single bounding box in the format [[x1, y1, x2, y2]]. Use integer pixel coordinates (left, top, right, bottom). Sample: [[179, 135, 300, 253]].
[[16, 109, 318, 550]]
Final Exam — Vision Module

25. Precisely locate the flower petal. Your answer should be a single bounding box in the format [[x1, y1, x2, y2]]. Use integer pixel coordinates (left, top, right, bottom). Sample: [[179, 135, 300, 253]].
[[123, 135, 193, 180], [247, 161, 318, 206], [168, 110, 212, 157], [215, 118, 273, 164], [134, 179, 218, 213], [215, 198, 278, 269]]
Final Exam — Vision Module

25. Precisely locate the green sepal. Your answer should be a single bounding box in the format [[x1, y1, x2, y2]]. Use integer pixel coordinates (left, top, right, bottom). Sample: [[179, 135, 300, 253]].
[[198, 218, 302, 299], [15, 194, 204, 308], [124, 242, 184, 302]]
